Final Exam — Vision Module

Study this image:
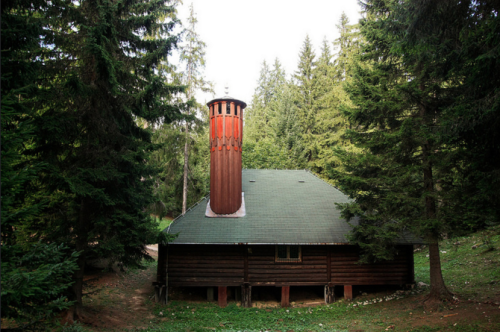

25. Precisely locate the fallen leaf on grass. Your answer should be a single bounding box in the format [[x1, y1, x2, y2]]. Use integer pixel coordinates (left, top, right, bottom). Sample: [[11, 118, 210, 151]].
[[385, 325, 395, 330], [219, 322, 225, 327]]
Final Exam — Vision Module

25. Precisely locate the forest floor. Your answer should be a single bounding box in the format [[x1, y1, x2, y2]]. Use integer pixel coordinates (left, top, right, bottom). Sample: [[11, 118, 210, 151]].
[[74, 227, 500, 332]]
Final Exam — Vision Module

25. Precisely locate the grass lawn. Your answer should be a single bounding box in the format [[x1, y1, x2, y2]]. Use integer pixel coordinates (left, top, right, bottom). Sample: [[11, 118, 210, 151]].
[[154, 216, 174, 231]]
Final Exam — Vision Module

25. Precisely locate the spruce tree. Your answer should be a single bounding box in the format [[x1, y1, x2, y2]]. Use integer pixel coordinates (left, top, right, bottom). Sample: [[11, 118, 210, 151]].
[[1, 1, 80, 326], [401, 0, 500, 234], [16, 0, 185, 319], [179, 3, 212, 214], [293, 36, 317, 163], [331, 0, 456, 303], [243, 59, 306, 169]]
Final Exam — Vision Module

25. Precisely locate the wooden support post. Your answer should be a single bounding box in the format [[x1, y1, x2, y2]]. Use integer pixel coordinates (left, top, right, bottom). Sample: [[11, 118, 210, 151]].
[[344, 285, 353, 301], [241, 284, 252, 308], [281, 286, 290, 307], [218, 286, 227, 307], [324, 285, 335, 304], [207, 287, 214, 301], [160, 285, 167, 304], [154, 285, 160, 302]]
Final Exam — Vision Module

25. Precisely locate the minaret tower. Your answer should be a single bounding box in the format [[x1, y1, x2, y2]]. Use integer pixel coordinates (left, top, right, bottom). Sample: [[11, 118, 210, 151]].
[[207, 88, 246, 215]]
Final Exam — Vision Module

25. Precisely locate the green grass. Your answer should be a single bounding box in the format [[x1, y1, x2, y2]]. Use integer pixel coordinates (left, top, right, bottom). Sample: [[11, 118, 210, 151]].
[[153, 216, 173, 231], [144, 301, 384, 331], [414, 225, 500, 301]]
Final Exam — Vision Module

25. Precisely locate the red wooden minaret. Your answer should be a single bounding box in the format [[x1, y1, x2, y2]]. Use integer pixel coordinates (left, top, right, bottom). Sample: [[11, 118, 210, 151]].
[[207, 89, 246, 215]]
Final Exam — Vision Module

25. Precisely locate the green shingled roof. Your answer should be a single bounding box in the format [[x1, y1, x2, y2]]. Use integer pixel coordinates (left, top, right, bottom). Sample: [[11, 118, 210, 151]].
[[165, 169, 417, 245]]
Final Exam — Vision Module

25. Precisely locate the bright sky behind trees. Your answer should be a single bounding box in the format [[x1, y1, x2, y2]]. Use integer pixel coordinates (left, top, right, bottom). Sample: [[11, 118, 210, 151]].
[[176, 0, 362, 105]]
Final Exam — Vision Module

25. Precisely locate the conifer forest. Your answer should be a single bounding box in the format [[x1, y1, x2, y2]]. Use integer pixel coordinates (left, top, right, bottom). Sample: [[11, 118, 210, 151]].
[[2, 0, 499, 330]]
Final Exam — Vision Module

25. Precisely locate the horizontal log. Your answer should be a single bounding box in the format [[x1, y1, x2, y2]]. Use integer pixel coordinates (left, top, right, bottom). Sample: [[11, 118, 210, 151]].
[[330, 261, 408, 267], [331, 268, 409, 273], [170, 255, 244, 261], [168, 268, 244, 274], [329, 257, 359, 261], [331, 272, 408, 277], [250, 269, 327, 275], [249, 278, 328, 282], [169, 272, 244, 278], [169, 277, 244, 283], [168, 263, 245, 269], [170, 282, 242, 287], [170, 259, 244, 265], [249, 264, 326, 270]]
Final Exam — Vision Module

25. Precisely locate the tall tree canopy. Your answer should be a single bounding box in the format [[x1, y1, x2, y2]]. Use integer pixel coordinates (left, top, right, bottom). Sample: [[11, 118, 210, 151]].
[[2, 0, 185, 321], [331, 0, 500, 303], [179, 3, 213, 214], [243, 60, 306, 169]]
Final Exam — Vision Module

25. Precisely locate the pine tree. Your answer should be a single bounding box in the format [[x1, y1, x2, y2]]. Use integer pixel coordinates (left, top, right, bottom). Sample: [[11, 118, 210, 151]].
[[179, 3, 213, 214], [293, 36, 317, 163], [331, 0, 456, 303], [1, 1, 80, 326], [243, 59, 306, 169], [16, 0, 186, 319], [401, 0, 500, 234]]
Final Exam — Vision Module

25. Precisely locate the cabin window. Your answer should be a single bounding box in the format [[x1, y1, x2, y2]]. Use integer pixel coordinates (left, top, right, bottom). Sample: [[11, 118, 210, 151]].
[[226, 102, 231, 114], [275, 245, 302, 263], [235, 105, 238, 116], [217, 103, 221, 114], [211, 105, 214, 116]]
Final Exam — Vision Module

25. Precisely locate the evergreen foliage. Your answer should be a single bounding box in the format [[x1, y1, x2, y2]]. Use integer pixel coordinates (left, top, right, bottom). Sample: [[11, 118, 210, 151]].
[[328, 0, 500, 302], [1, 0, 81, 327], [1, 0, 185, 320], [243, 60, 306, 169]]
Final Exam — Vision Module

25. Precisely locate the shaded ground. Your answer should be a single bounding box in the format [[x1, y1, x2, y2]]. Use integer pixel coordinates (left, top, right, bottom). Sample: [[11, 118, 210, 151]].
[[79, 249, 159, 331]]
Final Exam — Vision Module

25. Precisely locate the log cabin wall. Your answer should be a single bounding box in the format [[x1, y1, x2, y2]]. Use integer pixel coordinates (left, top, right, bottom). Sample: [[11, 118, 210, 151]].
[[158, 244, 414, 287]]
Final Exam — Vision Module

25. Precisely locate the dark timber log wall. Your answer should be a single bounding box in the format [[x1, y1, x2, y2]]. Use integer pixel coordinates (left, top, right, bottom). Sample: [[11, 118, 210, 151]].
[[159, 244, 414, 287]]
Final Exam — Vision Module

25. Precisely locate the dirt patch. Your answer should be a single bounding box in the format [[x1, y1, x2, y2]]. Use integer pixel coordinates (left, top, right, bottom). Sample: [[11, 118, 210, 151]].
[[79, 250, 158, 331]]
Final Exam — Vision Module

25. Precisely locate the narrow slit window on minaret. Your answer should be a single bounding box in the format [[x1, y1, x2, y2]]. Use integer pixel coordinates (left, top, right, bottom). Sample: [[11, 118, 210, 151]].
[[226, 102, 231, 115]]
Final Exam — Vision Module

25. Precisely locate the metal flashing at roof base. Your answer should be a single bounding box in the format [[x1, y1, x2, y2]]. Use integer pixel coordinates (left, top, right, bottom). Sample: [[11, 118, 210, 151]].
[[206, 192, 246, 218]]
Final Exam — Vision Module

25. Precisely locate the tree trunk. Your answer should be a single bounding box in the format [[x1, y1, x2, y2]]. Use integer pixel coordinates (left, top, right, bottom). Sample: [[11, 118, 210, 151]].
[[69, 199, 89, 321], [426, 240, 453, 304], [420, 90, 453, 304], [182, 121, 189, 214]]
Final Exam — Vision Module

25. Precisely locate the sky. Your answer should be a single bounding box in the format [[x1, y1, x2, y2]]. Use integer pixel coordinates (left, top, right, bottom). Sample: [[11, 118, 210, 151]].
[[174, 0, 363, 107]]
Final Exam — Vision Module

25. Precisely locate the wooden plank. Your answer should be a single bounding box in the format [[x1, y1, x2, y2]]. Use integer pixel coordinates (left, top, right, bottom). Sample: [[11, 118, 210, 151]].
[[281, 286, 290, 307], [249, 264, 326, 269], [344, 285, 353, 300], [218, 286, 227, 308], [169, 272, 245, 278], [242, 284, 251, 308], [244, 247, 249, 282], [324, 285, 335, 304], [327, 247, 331, 283], [168, 268, 245, 274], [331, 272, 408, 277]]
